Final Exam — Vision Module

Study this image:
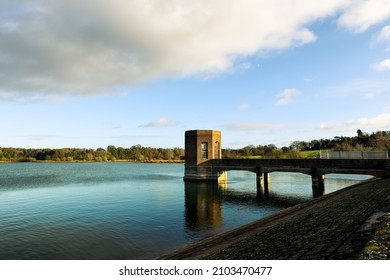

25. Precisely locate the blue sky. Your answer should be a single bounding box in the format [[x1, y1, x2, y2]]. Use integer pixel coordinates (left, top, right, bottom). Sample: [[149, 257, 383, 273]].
[[1, 0, 390, 149]]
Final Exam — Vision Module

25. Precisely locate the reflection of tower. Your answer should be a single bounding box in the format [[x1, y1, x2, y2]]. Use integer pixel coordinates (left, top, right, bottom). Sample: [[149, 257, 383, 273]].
[[184, 130, 226, 181], [184, 181, 223, 232]]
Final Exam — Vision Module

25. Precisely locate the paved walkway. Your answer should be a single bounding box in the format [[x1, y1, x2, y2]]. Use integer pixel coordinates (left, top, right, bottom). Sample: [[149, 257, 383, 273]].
[[159, 177, 390, 260]]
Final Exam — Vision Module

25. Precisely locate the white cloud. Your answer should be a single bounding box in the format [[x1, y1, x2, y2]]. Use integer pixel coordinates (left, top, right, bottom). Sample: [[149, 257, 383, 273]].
[[375, 25, 390, 43], [230, 62, 252, 73], [238, 103, 250, 110], [362, 92, 377, 100], [111, 134, 162, 139], [1, 0, 389, 99], [329, 79, 390, 98], [373, 59, 390, 71], [140, 117, 178, 128], [319, 113, 390, 131], [337, 0, 390, 33], [276, 88, 301, 106], [225, 122, 285, 132]]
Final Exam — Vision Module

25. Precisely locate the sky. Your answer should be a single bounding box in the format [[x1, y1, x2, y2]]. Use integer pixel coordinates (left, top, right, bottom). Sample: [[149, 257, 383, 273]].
[[1, 0, 390, 149]]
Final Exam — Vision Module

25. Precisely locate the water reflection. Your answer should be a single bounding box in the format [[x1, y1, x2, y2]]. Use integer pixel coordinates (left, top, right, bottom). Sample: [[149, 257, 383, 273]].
[[184, 181, 223, 232], [0, 163, 371, 259], [184, 180, 311, 238]]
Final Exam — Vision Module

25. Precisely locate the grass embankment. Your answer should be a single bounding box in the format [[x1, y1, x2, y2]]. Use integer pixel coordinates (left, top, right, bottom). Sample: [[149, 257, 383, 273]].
[[236, 150, 326, 159]]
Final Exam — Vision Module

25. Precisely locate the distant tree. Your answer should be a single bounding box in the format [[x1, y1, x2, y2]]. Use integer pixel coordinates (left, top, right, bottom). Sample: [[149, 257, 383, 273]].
[[290, 141, 307, 151], [372, 131, 390, 149], [116, 147, 124, 159], [107, 145, 118, 158], [308, 140, 321, 150]]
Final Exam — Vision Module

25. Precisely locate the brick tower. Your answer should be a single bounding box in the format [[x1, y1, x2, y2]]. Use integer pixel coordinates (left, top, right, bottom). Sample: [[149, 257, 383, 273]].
[[183, 130, 224, 181]]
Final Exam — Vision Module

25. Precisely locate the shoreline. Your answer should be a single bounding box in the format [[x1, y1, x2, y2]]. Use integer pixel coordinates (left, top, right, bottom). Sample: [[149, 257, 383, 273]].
[[158, 177, 390, 260], [0, 159, 184, 164]]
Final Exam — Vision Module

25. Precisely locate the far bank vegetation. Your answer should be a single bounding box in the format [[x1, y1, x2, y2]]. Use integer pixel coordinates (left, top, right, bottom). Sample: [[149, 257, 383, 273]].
[[0, 145, 184, 163], [0, 130, 389, 162], [223, 130, 390, 159]]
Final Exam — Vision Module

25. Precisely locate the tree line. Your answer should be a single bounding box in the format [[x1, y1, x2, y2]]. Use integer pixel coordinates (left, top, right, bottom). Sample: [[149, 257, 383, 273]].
[[290, 130, 390, 151], [1, 130, 389, 162], [222, 130, 390, 159], [0, 145, 184, 162]]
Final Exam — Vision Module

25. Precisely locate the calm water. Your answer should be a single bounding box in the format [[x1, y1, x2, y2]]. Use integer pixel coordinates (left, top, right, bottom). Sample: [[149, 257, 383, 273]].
[[0, 162, 371, 259]]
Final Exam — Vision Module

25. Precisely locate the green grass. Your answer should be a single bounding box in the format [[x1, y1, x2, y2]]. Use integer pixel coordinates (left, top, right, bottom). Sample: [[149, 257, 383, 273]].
[[299, 150, 320, 158], [235, 150, 330, 159]]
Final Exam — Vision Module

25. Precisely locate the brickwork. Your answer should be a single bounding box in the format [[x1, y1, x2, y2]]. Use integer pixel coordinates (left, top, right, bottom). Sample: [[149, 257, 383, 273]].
[[184, 130, 221, 165], [184, 130, 222, 181]]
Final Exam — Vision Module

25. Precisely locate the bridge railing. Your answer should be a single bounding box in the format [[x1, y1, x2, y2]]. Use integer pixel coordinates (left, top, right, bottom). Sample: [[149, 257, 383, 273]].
[[209, 158, 390, 177], [319, 151, 389, 159]]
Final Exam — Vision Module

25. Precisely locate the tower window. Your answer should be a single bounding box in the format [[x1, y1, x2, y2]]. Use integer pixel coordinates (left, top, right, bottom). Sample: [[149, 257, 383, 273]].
[[201, 142, 208, 159]]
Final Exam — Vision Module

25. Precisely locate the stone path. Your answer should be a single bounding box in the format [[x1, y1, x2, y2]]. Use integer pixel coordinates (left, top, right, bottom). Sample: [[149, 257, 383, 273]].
[[159, 177, 390, 260], [343, 194, 390, 260]]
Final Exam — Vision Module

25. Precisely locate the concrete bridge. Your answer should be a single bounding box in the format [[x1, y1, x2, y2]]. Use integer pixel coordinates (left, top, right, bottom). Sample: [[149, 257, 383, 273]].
[[183, 130, 390, 197]]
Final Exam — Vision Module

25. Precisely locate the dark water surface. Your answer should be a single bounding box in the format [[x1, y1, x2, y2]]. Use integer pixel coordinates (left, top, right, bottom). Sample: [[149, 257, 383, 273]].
[[0, 162, 371, 259]]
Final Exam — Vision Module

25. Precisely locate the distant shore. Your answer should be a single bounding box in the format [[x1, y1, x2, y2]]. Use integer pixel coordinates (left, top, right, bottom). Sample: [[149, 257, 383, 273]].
[[0, 159, 184, 164]]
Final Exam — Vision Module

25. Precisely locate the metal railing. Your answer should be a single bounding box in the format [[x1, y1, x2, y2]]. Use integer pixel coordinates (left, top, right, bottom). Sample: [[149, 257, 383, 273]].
[[319, 151, 389, 159]]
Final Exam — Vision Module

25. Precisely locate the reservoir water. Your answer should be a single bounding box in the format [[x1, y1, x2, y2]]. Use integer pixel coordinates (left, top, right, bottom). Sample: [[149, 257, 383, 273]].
[[0, 162, 371, 259]]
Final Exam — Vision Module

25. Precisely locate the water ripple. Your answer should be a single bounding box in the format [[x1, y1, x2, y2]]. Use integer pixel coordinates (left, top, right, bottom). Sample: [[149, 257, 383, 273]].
[[0, 163, 369, 259]]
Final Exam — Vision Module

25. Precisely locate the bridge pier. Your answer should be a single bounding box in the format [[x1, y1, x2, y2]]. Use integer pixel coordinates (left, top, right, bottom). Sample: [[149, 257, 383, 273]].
[[256, 172, 263, 198], [264, 172, 270, 196], [311, 174, 325, 198], [256, 171, 270, 198], [218, 171, 228, 183]]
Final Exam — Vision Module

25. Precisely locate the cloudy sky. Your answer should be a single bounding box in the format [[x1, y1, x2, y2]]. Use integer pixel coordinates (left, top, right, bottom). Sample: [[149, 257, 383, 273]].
[[1, 0, 390, 149]]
